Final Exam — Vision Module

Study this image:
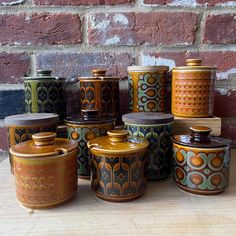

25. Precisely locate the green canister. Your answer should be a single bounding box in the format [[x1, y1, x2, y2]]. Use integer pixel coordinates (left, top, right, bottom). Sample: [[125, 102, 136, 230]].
[[23, 70, 66, 122]]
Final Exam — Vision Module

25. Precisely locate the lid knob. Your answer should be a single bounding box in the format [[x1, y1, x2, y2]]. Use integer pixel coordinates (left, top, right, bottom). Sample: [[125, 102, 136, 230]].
[[186, 59, 202, 66], [91, 69, 107, 77], [107, 130, 128, 143], [36, 70, 52, 76], [32, 132, 56, 146], [190, 126, 212, 143], [81, 109, 99, 120]]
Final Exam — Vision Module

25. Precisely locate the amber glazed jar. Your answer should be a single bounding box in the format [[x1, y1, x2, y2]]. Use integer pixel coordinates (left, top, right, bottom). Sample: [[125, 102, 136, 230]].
[[79, 69, 120, 120], [87, 130, 149, 202], [128, 66, 169, 112], [65, 110, 115, 179], [172, 126, 232, 195], [10, 132, 78, 209], [172, 59, 216, 118]]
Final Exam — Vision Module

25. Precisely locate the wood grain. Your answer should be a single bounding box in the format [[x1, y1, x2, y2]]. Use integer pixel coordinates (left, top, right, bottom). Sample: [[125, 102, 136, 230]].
[[0, 150, 236, 236]]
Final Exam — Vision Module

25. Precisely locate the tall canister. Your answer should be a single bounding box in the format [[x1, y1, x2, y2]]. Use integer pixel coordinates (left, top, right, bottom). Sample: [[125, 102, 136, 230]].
[[122, 112, 174, 180], [127, 66, 169, 112], [23, 70, 66, 122], [172, 59, 216, 118]]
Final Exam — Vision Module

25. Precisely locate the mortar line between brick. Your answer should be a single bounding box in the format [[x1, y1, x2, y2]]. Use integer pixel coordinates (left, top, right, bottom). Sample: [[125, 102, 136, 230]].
[[194, 12, 204, 50], [30, 54, 36, 76], [82, 13, 88, 45]]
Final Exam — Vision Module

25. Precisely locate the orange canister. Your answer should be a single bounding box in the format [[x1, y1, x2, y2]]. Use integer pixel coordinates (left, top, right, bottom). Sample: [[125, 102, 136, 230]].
[[172, 59, 216, 118], [10, 132, 78, 209]]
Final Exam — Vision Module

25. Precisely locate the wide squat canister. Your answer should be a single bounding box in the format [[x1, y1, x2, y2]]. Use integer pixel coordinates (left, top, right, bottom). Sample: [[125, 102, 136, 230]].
[[127, 66, 169, 112], [122, 112, 174, 180], [172, 126, 232, 195], [4, 113, 59, 174], [10, 132, 78, 209], [79, 69, 120, 120], [23, 70, 66, 122], [172, 59, 216, 118], [87, 130, 149, 202], [65, 110, 115, 179]]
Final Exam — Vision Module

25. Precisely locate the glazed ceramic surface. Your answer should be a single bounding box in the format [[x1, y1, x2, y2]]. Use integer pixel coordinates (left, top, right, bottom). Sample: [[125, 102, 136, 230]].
[[65, 110, 115, 179], [172, 59, 216, 118], [87, 130, 149, 202], [79, 69, 119, 120], [10, 132, 78, 209], [172, 126, 232, 195], [127, 66, 169, 112], [4, 113, 59, 174], [23, 70, 66, 122], [122, 112, 174, 180]]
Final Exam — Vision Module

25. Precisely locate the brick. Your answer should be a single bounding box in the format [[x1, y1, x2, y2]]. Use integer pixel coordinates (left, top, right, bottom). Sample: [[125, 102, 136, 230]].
[[0, 13, 81, 46], [221, 118, 236, 148], [197, 0, 236, 6], [0, 125, 8, 152], [0, 89, 25, 119], [144, 0, 167, 4], [88, 12, 198, 46], [34, 0, 133, 5], [204, 14, 236, 44], [0, 53, 30, 84], [0, 0, 25, 5], [144, 0, 235, 5], [36, 52, 133, 80]]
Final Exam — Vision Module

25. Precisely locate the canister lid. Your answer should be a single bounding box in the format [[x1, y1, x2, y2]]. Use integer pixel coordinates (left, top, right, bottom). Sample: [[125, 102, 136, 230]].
[[78, 68, 120, 81], [172, 59, 216, 71], [4, 113, 59, 126], [65, 110, 115, 125], [171, 126, 232, 148], [87, 130, 149, 155], [23, 70, 65, 80], [10, 132, 77, 158], [127, 66, 169, 72], [122, 112, 174, 125]]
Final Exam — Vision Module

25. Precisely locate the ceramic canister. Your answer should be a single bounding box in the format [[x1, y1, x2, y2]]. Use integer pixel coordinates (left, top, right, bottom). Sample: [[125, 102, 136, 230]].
[[65, 110, 115, 179], [172, 59, 216, 118], [23, 70, 66, 122], [10, 132, 78, 209], [4, 113, 59, 174], [172, 126, 232, 195], [127, 66, 169, 112], [87, 130, 149, 202], [78, 69, 120, 121], [122, 112, 174, 180]]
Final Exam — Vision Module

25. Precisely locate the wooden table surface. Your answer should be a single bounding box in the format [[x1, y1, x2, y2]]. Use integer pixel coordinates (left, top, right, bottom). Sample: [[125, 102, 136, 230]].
[[1, 150, 236, 236]]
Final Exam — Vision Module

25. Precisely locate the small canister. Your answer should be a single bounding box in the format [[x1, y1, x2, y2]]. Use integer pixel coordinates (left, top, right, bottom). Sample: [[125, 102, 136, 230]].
[[172, 59, 216, 118], [23, 70, 66, 122], [122, 112, 174, 180], [78, 69, 120, 120], [87, 130, 149, 202], [127, 66, 169, 112], [172, 126, 232, 195], [4, 113, 59, 174], [65, 110, 115, 179], [10, 132, 78, 209]]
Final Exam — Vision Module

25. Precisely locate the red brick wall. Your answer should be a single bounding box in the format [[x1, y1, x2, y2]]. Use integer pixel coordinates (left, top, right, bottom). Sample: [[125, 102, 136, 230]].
[[0, 0, 236, 151]]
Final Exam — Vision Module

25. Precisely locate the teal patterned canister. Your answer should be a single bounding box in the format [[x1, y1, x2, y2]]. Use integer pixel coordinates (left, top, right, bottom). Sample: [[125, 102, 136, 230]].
[[23, 70, 66, 122], [122, 112, 174, 180]]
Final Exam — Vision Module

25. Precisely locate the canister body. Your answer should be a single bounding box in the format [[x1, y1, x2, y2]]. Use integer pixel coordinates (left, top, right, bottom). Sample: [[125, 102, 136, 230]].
[[90, 151, 148, 202], [12, 148, 78, 208], [125, 122, 173, 180], [173, 143, 231, 194], [66, 122, 114, 178], [128, 67, 169, 112]]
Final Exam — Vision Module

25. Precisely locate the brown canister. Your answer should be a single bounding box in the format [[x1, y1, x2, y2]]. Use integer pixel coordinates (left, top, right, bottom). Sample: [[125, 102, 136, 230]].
[[10, 132, 78, 209], [78, 69, 120, 121], [127, 66, 169, 112], [172, 59, 216, 118]]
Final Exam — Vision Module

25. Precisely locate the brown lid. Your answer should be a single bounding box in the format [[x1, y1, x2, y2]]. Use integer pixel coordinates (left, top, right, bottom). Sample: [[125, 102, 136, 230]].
[[127, 66, 169, 72], [78, 68, 119, 81], [10, 132, 78, 158], [4, 113, 59, 126], [172, 59, 216, 71], [87, 130, 149, 155], [122, 112, 174, 125], [171, 126, 232, 148]]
